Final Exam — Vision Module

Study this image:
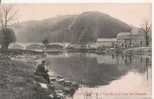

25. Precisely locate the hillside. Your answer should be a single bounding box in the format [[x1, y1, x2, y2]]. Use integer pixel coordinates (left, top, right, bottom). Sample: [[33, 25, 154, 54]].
[[12, 11, 132, 43]]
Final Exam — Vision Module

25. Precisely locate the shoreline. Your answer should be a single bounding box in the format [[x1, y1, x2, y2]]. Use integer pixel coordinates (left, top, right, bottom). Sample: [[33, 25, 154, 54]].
[[0, 53, 79, 99], [0, 46, 152, 56]]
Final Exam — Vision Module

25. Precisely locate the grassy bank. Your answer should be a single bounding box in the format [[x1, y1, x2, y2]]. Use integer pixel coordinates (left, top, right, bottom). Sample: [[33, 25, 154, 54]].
[[0, 53, 78, 99], [0, 55, 43, 99]]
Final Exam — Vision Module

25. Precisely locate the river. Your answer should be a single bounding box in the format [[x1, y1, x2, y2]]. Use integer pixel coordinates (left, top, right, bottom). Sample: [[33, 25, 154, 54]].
[[46, 53, 151, 99]]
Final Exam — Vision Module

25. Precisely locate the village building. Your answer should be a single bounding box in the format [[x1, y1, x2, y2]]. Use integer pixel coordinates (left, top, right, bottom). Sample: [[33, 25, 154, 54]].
[[94, 38, 117, 48], [116, 32, 145, 48]]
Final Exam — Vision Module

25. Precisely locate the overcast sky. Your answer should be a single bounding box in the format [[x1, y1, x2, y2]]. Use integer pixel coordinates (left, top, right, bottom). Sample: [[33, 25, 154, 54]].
[[12, 3, 152, 27]]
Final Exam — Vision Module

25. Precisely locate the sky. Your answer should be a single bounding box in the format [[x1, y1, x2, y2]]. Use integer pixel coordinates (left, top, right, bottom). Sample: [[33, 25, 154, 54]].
[[6, 3, 152, 27]]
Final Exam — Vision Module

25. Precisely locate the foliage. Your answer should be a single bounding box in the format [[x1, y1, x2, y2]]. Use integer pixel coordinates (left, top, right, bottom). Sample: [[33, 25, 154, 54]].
[[42, 38, 49, 48], [141, 21, 151, 46], [0, 28, 16, 50], [0, 5, 17, 50]]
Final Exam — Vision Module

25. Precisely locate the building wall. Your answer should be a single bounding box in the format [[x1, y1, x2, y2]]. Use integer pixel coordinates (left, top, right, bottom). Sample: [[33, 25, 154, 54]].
[[116, 31, 146, 48], [116, 39, 146, 48], [95, 38, 116, 48]]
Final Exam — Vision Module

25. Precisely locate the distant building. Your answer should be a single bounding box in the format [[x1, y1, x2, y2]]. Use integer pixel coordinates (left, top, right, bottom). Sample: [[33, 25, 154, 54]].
[[131, 27, 152, 47], [131, 27, 145, 34], [116, 32, 145, 48], [67, 43, 89, 49], [95, 38, 117, 48]]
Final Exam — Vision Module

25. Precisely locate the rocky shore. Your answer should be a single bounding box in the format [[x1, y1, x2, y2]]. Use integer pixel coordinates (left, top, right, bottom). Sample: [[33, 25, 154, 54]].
[[0, 52, 79, 99]]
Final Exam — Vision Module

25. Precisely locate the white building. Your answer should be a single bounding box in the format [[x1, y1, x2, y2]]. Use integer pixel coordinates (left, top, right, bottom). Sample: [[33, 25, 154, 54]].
[[94, 38, 117, 48], [116, 32, 145, 48]]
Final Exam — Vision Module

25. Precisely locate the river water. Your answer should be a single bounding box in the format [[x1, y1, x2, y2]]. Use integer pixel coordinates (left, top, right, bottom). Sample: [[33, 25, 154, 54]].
[[46, 53, 151, 99]]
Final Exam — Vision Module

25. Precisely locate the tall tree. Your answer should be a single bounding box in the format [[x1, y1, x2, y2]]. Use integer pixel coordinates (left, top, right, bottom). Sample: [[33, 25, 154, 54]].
[[42, 38, 49, 49], [0, 5, 17, 50], [141, 20, 151, 47], [0, 5, 17, 28], [0, 28, 16, 50]]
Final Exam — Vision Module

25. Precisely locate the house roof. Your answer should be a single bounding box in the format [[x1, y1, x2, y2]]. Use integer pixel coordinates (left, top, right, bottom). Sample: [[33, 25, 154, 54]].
[[97, 38, 116, 42], [117, 32, 144, 40]]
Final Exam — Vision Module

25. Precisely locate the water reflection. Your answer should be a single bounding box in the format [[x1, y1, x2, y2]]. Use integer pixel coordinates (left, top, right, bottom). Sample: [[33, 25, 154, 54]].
[[47, 53, 151, 87], [73, 71, 151, 99]]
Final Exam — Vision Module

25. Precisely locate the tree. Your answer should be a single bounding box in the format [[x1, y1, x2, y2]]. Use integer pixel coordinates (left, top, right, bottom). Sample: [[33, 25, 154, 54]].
[[0, 5, 17, 50], [0, 28, 16, 50], [141, 21, 151, 46], [42, 38, 49, 49], [0, 5, 17, 28]]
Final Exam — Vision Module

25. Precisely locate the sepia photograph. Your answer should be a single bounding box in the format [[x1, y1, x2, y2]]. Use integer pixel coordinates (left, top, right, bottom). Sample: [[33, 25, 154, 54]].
[[0, 3, 152, 99]]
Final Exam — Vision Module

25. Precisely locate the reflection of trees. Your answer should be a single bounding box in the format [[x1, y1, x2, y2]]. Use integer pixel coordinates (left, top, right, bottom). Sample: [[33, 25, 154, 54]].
[[48, 53, 126, 87], [121, 55, 151, 80], [124, 55, 132, 65], [48, 53, 151, 87], [146, 58, 148, 80], [145, 57, 151, 80]]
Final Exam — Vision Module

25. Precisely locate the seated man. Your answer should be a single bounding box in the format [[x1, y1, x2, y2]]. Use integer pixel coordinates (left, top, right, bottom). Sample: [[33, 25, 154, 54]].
[[35, 60, 50, 83]]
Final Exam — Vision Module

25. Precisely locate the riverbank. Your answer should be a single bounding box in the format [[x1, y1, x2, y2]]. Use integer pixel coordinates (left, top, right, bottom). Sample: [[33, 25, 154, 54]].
[[0, 55, 38, 99], [123, 47, 152, 55], [0, 53, 79, 99]]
